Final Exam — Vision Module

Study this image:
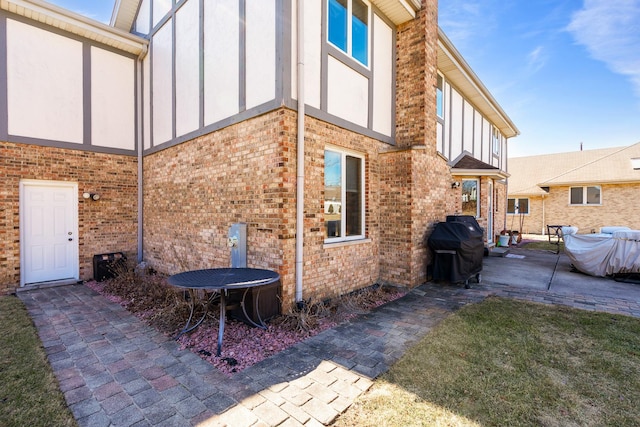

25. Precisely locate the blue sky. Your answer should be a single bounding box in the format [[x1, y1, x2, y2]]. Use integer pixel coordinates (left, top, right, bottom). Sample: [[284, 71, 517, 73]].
[[439, 0, 640, 157], [48, 0, 640, 158]]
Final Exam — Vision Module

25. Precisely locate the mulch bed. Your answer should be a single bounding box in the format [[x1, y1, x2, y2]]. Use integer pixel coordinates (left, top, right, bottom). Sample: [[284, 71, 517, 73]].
[[85, 271, 406, 375]]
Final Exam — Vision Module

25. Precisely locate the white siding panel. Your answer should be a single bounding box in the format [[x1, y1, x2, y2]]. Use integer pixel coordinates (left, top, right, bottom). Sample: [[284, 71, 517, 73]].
[[474, 110, 483, 158], [443, 82, 451, 159], [482, 117, 491, 163], [143, 55, 151, 150], [437, 122, 443, 154], [135, 0, 150, 34], [372, 14, 393, 137], [245, 0, 276, 109], [6, 20, 83, 143], [327, 56, 368, 127], [463, 101, 474, 154], [290, 0, 322, 109], [449, 89, 463, 161], [175, 0, 200, 137], [152, 21, 173, 145], [91, 47, 135, 150], [204, 0, 239, 125], [153, 0, 172, 27]]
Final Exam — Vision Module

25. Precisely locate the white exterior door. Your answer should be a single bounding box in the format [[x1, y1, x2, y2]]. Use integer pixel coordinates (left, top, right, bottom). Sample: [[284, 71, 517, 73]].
[[20, 180, 78, 285]]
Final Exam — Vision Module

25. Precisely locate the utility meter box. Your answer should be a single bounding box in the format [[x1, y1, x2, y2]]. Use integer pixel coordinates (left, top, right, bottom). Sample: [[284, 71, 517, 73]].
[[228, 223, 247, 268]]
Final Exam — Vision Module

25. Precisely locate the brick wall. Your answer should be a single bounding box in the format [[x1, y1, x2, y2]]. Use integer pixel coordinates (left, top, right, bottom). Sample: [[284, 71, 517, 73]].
[[507, 195, 544, 235], [143, 109, 296, 299], [377, 0, 448, 287], [532, 184, 640, 233], [143, 110, 392, 306], [0, 141, 138, 294]]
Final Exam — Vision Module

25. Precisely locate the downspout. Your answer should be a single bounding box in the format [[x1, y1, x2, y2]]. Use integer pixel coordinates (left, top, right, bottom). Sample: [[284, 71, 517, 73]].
[[136, 45, 148, 263], [295, 0, 305, 304]]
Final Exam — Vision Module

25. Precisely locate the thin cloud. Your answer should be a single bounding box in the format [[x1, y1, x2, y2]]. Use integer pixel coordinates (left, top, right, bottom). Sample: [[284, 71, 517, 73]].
[[567, 0, 640, 95], [526, 46, 547, 74], [438, 0, 496, 47]]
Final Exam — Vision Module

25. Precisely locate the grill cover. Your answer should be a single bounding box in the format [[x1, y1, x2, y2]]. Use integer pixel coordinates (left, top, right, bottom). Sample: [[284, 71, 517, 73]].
[[428, 220, 483, 283]]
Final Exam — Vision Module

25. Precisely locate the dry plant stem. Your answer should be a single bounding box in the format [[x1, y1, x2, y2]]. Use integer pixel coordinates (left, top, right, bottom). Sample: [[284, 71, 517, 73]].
[[90, 266, 407, 375]]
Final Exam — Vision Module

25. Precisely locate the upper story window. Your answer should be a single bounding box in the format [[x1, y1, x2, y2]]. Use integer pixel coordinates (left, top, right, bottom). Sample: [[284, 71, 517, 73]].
[[436, 74, 444, 119], [507, 198, 529, 214], [492, 127, 500, 156], [570, 186, 601, 205], [328, 0, 369, 66], [325, 147, 365, 241]]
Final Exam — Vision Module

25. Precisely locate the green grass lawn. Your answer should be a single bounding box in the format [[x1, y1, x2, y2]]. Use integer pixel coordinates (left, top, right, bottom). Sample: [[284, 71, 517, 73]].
[[520, 239, 565, 252], [0, 295, 77, 427], [335, 297, 640, 426]]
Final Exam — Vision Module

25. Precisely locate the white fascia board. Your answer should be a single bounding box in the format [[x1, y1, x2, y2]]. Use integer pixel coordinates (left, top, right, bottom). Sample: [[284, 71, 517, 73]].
[[3, 0, 147, 55]]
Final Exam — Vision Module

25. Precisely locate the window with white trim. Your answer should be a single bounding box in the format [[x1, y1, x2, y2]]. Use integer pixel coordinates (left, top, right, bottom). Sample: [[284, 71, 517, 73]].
[[507, 198, 529, 214], [570, 186, 601, 205], [436, 74, 444, 119], [492, 127, 500, 156], [461, 179, 479, 217], [324, 148, 365, 241], [328, 0, 369, 66]]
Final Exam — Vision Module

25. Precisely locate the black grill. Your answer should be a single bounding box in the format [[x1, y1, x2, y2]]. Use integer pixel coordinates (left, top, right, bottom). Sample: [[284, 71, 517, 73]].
[[428, 216, 483, 288]]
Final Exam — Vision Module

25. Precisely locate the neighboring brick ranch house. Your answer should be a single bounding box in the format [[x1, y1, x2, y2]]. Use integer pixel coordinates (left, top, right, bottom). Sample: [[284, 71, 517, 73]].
[[507, 142, 640, 235], [1, 0, 518, 306]]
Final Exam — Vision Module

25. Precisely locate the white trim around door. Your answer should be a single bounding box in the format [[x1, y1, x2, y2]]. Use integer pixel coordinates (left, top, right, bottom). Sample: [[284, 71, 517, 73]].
[[20, 180, 79, 286]]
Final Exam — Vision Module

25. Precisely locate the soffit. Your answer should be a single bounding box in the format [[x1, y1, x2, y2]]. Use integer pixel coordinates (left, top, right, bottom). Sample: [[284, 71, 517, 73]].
[[110, 0, 139, 32], [112, 0, 421, 32], [370, 0, 420, 25], [2, 0, 146, 55], [438, 29, 519, 139]]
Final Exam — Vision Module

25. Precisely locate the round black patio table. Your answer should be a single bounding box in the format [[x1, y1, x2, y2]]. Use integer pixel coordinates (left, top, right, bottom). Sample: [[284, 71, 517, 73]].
[[167, 268, 280, 356]]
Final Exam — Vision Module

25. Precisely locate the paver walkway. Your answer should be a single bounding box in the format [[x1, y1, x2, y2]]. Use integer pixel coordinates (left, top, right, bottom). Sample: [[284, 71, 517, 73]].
[[18, 280, 640, 426]]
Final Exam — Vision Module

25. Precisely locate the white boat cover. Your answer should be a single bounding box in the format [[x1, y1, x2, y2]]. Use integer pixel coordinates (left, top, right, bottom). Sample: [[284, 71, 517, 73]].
[[562, 227, 640, 276]]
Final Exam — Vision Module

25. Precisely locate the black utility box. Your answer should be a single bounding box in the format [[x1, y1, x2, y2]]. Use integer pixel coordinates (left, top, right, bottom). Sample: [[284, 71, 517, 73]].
[[227, 281, 281, 326], [93, 252, 127, 282]]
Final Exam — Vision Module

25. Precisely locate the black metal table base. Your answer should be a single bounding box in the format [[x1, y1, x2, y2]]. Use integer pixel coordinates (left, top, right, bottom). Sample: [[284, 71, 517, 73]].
[[172, 276, 277, 356]]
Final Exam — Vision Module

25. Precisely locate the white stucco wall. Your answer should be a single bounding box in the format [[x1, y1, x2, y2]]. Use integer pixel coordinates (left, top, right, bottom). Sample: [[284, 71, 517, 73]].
[[6, 19, 83, 143], [290, 0, 322, 109], [372, 14, 393, 137], [204, 0, 240, 125], [135, 0, 151, 34], [143, 55, 151, 150], [327, 57, 368, 127], [153, 0, 171, 27], [175, 0, 200, 137], [91, 47, 136, 150], [439, 81, 507, 168], [245, 0, 276, 109], [152, 21, 173, 145]]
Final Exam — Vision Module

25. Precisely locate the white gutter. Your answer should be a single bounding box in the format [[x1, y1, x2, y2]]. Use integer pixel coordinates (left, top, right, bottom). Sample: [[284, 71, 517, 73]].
[[136, 45, 148, 263], [8, 0, 146, 55], [295, 0, 305, 304]]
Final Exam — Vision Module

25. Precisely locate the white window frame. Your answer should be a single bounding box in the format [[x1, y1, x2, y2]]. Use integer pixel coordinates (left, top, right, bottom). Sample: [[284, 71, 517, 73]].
[[436, 73, 444, 119], [327, 0, 371, 67], [507, 198, 529, 215], [492, 127, 501, 156], [324, 146, 366, 243], [569, 186, 602, 206]]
